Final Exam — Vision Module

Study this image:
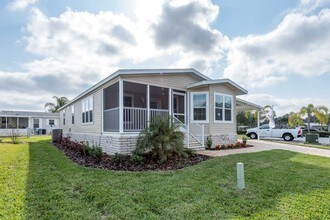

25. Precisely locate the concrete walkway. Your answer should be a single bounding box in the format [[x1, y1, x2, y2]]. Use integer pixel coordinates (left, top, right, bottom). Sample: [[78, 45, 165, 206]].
[[198, 140, 330, 158]]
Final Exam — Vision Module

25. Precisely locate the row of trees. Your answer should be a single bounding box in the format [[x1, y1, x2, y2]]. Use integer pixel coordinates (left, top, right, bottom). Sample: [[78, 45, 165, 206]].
[[237, 104, 329, 132]]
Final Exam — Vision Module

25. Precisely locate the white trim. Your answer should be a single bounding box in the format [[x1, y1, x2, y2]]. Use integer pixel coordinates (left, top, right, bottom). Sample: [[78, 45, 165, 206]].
[[190, 91, 209, 123], [101, 88, 104, 133], [147, 85, 150, 126], [119, 79, 123, 133], [214, 92, 233, 124], [59, 68, 209, 111], [187, 79, 247, 95], [168, 88, 172, 116]]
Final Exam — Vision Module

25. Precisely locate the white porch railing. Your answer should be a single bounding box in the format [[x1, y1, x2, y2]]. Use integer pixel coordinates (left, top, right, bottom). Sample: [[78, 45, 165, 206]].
[[173, 116, 204, 148], [187, 115, 205, 147], [150, 109, 169, 119], [123, 107, 170, 132], [123, 107, 147, 131]]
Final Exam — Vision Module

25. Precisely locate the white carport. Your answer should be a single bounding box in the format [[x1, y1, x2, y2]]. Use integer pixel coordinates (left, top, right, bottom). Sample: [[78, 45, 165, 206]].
[[236, 98, 263, 140]]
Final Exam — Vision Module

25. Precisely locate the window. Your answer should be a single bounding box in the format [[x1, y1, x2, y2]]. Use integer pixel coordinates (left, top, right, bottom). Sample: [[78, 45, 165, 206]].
[[33, 119, 39, 129], [191, 92, 208, 122], [214, 93, 233, 122], [7, 117, 17, 129], [0, 117, 7, 129], [63, 110, 66, 125], [71, 105, 75, 125], [49, 119, 55, 126], [18, 118, 29, 129], [82, 96, 93, 123]]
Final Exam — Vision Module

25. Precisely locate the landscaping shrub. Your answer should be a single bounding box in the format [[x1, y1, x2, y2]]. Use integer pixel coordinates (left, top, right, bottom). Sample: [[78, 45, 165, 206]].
[[82, 142, 92, 157], [135, 116, 187, 163], [242, 136, 247, 145], [0, 138, 2, 143], [131, 153, 145, 164], [91, 145, 103, 162], [11, 129, 20, 144], [111, 153, 124, 163], [206, 135, 213, 150]]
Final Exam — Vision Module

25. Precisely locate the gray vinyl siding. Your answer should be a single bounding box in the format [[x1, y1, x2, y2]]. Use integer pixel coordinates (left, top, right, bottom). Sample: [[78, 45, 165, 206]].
[[121, 74, 201, 90]]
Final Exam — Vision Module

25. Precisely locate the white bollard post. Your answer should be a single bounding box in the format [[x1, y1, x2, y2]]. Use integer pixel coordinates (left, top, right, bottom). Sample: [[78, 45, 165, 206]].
[[237, 162, 245, 190]]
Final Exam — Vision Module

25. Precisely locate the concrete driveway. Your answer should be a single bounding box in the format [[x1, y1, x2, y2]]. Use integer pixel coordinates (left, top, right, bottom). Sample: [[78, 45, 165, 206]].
[[198, 140, 330, 158]]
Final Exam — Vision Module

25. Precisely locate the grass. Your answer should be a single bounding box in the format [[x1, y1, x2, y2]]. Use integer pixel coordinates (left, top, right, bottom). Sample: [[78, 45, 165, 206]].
[[0, 136, 329, 219]]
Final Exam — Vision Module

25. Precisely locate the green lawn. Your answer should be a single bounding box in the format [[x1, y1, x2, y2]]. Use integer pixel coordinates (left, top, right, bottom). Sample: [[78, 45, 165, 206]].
[[0, 136, 329, 219]]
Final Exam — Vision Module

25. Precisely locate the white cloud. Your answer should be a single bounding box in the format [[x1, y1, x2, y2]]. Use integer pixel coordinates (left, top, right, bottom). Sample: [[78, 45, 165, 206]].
[[223, 9, 330, 89], [241, 93, 330, 116], [8, 0, 38, 11]]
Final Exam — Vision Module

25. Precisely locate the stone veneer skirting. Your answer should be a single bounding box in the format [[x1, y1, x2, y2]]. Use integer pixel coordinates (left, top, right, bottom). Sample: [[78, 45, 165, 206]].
[[64, 132, 138, 155], [211, 134, 237, 147], [64, 132, 238, 155]]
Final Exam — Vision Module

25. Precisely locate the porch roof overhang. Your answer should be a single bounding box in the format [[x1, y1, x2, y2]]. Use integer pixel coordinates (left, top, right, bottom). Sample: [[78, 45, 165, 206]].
[[236, 98, 263, 111], [187, 79, 248, 95], [59, 68, 211, 111]]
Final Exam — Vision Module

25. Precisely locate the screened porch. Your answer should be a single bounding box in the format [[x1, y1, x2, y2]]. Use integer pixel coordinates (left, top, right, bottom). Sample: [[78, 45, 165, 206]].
[[103, 81, 181, 132]]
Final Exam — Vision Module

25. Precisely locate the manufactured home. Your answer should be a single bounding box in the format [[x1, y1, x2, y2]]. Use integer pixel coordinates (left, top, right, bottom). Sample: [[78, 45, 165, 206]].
[[0, 110, 59, 136], [59, 69, 261, 154]]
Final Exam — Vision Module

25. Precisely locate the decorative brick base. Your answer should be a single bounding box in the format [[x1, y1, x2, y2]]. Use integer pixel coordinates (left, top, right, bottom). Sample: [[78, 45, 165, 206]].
[[64, 133, 138, 155], [64, 132, 238, 155], [211, 134, 237, 147]]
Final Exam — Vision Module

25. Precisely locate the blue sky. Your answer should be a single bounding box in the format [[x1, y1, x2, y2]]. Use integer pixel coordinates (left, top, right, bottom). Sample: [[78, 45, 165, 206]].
[[0, 0, 330, 115]]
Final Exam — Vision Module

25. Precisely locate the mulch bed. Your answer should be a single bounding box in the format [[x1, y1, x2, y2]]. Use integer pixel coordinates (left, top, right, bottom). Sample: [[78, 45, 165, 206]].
[[55, 143, 211, 171], [208, 144, 254, 151]]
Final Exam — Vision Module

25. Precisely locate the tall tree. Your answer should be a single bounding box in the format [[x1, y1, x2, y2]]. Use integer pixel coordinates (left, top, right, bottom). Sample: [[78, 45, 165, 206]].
[[44, 96, 69, 113], [315, 106, 329, 130], [288, 113, 304, 128], [299, 104, 316, 133]]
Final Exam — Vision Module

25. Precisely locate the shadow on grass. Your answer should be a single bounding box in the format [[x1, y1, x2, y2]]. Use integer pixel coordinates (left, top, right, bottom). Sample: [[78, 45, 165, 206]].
[[24, 139, 330, 219]]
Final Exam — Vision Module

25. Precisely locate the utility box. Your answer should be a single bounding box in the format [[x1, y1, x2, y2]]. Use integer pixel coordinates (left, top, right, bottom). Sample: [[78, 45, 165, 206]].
[[52, 129, 62, 143], [305, 133, 319, 144]]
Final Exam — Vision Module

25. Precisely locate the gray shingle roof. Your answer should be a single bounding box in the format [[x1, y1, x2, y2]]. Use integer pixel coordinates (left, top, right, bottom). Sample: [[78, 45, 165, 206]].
[[0, 110, 59, 117]]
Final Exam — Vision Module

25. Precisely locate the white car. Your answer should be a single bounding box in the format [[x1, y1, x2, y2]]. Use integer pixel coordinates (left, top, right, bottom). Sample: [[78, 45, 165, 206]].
[[246, 124, 302, 141]]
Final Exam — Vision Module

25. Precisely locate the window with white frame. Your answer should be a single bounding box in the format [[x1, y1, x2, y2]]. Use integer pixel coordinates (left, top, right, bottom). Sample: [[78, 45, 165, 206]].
[[71, 105, 75, 125], [62, 110, 66, 125], [214, 93, 233, 122], [82, 96, 93, 123], [192, 92, 208, 122], [49, 119, 55, 126]]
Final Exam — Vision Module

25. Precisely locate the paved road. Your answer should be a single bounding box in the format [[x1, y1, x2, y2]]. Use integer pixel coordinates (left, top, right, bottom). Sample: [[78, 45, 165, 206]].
[[198, 140, 330, 158]]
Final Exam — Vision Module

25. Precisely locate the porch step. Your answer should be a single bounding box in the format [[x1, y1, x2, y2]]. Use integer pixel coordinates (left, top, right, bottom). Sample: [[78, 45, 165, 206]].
[[188, 138, 205, 150]]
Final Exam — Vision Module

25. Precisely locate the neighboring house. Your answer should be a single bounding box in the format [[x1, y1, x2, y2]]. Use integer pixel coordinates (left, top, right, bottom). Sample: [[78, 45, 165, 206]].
[[0, 110, 60, 136], [59, 69, 261, 154]]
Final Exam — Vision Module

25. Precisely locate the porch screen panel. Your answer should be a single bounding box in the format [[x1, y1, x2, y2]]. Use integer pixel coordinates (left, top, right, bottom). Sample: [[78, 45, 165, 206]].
[[103, 82, 119, 132], [123, 81, 147, 131], [7, 117, 17, 129], [150, 86, 169, 119], [123, 81, 147, 108], [18, 117, 29, 129], [0, 117, 6, 128]]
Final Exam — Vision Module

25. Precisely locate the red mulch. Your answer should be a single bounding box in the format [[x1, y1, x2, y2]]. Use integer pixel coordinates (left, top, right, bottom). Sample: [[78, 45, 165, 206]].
[[55, 143, 211, 171]]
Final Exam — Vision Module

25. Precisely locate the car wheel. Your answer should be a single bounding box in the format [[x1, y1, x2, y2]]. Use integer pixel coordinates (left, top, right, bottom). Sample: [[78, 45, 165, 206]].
[[283, 133, 293, 141], [250, 132, 257, 139]]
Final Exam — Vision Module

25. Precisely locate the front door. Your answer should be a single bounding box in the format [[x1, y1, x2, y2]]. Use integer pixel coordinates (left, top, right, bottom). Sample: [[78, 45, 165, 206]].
[[173, 93, 185, 124]]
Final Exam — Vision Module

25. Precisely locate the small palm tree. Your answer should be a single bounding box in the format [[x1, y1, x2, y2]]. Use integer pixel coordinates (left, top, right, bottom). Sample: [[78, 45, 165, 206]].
[[135, 116, 187, 163], [44, 96, 69, 113], [299, 104, 316, 133], [315, 106, 329, 130]]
